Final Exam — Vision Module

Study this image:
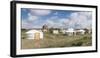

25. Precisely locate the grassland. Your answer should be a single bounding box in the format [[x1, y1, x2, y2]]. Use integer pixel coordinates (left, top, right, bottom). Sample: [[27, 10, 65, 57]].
[[21, 30, 92, 49]]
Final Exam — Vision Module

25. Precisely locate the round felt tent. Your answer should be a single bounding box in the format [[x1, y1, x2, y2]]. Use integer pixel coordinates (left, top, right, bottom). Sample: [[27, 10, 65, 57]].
[[26, 30, 43, 40], [76, 29, 85, 35], [65, 28, 75, 36]]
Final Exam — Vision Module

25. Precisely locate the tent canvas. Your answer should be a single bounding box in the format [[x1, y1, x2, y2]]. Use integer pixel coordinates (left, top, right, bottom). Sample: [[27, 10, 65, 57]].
[[26, 30, 43, 40]]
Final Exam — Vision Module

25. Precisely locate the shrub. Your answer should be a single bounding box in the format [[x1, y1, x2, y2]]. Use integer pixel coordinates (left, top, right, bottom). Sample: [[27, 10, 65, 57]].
[[72, 42, 83, 46]]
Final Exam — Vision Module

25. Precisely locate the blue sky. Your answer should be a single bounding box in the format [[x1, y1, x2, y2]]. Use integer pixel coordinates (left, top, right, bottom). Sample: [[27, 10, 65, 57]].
[[21, 8, 92, 29]]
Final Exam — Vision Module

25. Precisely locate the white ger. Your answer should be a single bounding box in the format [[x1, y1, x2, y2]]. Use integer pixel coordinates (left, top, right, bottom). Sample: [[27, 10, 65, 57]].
[[65, 28, 85, 36], [26, 30, 43, 40], [65, 28, 75, 36]]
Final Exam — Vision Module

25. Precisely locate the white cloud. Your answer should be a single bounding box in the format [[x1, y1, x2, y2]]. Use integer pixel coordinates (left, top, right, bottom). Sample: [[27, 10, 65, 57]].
[[22, 11, 92, 29], [45, 17, 68, 28], [22, 20, 41, 29], [22, 9, 52, 29], [22, 20, 32, 29], [22, 13, 40, 29], [64, 12, 92, 29], [45, 12, 92, 29], [29, 9, 51, 16], [28, 13, 38, 21]]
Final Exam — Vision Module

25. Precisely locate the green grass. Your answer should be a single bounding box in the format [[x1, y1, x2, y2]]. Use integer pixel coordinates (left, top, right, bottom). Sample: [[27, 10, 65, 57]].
[[21, 30, 92, 49]]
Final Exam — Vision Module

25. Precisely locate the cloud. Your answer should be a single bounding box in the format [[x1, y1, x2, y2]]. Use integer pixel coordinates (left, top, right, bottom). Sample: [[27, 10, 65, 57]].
[[46, 20, 62, 28], [45, 16, 57, 28], [22, 19, 42, 29], [22, 13, 40, 29], [45, 11, 92, 29], [22, 9, 52, 29], [21, 20, 32, 29], [22, 10, 92, 29], [29, 9, 52, 16], [45, 17, 67, 28], [28, 13, 38, 21], [64, 12, 92, 29]]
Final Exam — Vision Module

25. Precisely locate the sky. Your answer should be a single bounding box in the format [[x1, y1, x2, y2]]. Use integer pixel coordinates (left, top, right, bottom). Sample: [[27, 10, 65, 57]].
[[21, 8, 92, 29]]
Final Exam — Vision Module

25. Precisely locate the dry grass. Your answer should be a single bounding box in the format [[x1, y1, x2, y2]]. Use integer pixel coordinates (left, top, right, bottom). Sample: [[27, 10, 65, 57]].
[[21, 31, 92, 49]]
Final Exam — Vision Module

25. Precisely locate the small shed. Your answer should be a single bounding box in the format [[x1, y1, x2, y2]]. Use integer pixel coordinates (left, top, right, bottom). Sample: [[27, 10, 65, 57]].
[[53, 30, 59, 34], [26, 30, 43, 40]]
